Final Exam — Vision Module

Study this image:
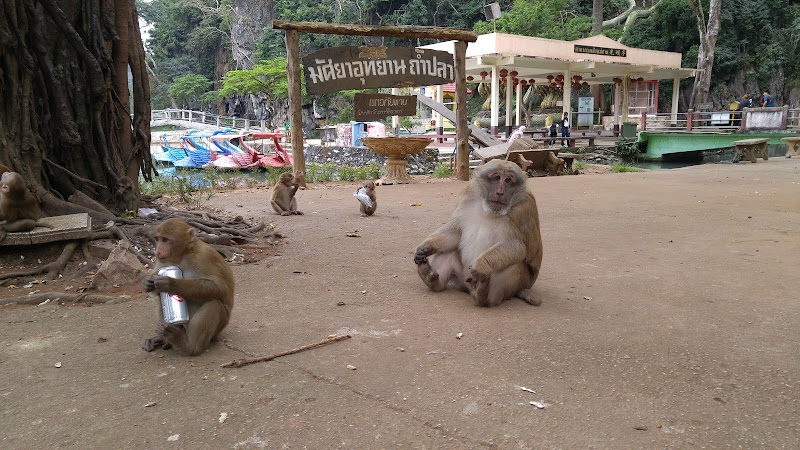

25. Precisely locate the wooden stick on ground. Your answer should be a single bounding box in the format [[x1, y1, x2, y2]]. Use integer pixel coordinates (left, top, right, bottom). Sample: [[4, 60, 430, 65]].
[[222, 334, 352, 368]]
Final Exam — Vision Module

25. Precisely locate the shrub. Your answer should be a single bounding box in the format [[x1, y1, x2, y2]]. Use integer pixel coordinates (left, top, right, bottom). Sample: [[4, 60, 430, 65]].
[[433, 162, 454, 178]]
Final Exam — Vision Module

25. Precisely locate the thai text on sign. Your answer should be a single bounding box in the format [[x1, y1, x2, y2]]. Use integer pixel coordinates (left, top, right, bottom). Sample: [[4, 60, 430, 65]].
[[354, 94, 417, 121], [574, 44, 627, 57], [303, 46, 455, 94]]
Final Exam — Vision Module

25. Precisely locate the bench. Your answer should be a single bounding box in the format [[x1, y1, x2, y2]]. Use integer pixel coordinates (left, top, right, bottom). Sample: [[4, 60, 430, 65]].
[[557, 152, 584, 173], [731, 138, 769, 163], [506, 149, 564, 176], [519, 134, 597, 147], [780, 136, 800, 158]]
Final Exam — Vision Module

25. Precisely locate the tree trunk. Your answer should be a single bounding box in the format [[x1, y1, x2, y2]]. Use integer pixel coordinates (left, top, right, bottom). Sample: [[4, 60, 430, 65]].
[[689, 0, 722, 107], [592, 0, 603, 32], [591, 0, 607, 114], [0, 0, 152, 221]]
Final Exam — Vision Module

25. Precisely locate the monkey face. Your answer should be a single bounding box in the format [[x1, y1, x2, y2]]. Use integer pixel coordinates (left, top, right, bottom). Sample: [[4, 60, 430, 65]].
[[476, 161, 524, 213], [484, 170, 519, 208], [279, 173, 295, 186], [154, 235, 178, 262], [153, 219, 194, 263]]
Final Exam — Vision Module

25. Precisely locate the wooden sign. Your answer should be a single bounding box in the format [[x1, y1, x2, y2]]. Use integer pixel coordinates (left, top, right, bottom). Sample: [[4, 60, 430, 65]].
[[574, 44, 626, 57], [303, 46, 455, 94], [353, 94, 416, 121]]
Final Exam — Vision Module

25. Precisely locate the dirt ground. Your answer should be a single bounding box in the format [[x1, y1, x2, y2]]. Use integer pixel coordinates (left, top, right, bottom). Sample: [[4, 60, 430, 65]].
[[1, 159, 799, 448]]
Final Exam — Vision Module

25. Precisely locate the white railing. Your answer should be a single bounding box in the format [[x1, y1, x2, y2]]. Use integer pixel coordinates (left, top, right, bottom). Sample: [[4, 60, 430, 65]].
[[641, 108, 800, 132], [150, 109, 274, 131]]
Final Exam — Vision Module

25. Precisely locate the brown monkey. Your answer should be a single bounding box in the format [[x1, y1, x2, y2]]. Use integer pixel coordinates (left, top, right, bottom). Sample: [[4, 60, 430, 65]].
[[0, 172, 42, 242], [355, 180, 377, 217], [414, 159, 543, 307], [271, 172, 303, 216], [114, 176, 140, 215], [142, 218, 235, 356]]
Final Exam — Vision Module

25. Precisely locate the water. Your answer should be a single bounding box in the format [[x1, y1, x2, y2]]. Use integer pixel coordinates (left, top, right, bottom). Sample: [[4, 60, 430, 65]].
[[630, 144, 788, 170]]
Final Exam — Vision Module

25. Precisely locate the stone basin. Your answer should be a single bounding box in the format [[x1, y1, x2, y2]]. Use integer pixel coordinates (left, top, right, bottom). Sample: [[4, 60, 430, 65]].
[[360, 136, 433, 184]]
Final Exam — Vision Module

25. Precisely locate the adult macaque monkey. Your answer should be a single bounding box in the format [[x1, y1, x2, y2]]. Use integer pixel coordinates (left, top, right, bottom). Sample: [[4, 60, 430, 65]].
[[0, 171, 42, 242], [414, 159, 543, 307], [142, 218, 235, 355], [271, 172, 303, 215], [114, 176, 140, 215]]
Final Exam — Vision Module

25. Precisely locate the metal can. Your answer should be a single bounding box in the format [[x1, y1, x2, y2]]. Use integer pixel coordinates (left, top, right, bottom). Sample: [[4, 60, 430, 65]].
[[158, 266, 189, 324]]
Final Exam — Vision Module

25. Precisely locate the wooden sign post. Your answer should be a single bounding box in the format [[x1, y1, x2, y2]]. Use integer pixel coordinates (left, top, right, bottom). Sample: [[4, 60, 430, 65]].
[[273, 20, 477, 182]]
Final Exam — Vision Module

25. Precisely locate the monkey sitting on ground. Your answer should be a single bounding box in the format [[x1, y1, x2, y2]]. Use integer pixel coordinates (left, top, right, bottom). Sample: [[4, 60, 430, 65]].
[[354, 181, 377, 217], [0, 171, 43, 242], [142, 218, 235, 356], [114, 176, 140, 216], [414, 159, 543, 307], [271, 172, 303, 216]]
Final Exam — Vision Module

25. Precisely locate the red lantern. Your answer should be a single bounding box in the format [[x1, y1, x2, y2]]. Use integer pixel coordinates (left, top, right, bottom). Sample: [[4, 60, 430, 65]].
[[510, 70, 518, 78], [513, 79, 519, 87], [556, 74, 564, 81], [528, 79, 535, 85], [499, 68, 508, 78], [467, 75, 474, 81], [582, 81, 589, 88], [480, 71, 488, 80], [546, 74, 554, 81], [637, 77, 644, 83], [520, 79, 527, 86], [612, 77, 622, 84], [550, 82, 557, 88]]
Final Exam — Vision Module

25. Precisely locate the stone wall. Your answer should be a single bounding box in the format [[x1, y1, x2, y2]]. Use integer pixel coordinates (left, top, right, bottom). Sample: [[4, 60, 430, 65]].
[[304, 145, 440, 175]]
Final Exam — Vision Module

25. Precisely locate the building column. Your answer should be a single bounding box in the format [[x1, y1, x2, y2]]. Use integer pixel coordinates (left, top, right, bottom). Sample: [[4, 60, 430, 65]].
[[490, 66, 499, 136], [562, 69, 572, 124], [505, 75, 513, 136], [613, 82, 621, 136], [435, 85, 444, 136], [671, 77, 680, 126], [515, 81, 522, 129], [621, 76, 630, 124], [391, 87, 399, 135]]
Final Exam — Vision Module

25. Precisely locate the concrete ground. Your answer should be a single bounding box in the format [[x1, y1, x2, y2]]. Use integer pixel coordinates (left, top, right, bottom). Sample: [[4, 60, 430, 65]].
[[1, 158, 798, 448]]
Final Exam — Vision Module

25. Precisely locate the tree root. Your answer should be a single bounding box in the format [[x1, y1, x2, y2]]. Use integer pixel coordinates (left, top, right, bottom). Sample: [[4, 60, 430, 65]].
[[0, 206, 279, 291], [0, 241, 79, 282], [0, 292, 132, 306]]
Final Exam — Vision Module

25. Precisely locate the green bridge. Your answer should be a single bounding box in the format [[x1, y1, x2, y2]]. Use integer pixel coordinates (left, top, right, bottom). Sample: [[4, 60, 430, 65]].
[[637, 131, 798, 160]]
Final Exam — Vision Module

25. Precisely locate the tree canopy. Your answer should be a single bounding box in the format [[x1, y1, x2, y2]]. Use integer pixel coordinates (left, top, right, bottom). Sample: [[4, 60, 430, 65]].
[[139, 0, 800, 115]]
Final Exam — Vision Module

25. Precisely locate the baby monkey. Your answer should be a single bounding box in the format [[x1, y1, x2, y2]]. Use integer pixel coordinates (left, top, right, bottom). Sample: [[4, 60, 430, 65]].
[[354, 181, 377, 217]]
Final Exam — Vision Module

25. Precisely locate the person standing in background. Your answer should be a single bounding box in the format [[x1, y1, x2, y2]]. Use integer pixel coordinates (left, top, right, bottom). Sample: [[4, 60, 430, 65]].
[[761, 90, 775, 107], [741, 94, 752, 109], [560, 112, 570, 146]]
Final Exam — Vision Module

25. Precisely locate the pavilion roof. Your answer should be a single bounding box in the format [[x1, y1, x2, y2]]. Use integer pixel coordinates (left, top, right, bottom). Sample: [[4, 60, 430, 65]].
[[423, 33, 698, 85]]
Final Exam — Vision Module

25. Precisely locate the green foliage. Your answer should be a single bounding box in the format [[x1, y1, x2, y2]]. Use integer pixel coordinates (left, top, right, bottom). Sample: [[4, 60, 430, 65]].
[[138, 0, 227, 80], [623, 0, 800, 100], [399, 116, 415, 131], [336, 106, 354, 124], [219, 59, 290, 99], [433, 162, 454, 178], [573, 159, 587, 170], [473, 0, 592, 40], [168, 74, 213, 106], [614, 138, 641, 159], [305, 163, 383, 182], [610, 161, 641, 172]]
